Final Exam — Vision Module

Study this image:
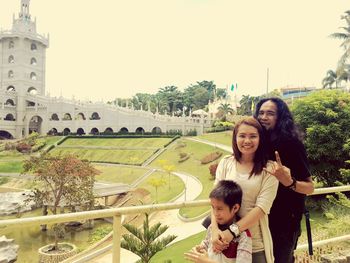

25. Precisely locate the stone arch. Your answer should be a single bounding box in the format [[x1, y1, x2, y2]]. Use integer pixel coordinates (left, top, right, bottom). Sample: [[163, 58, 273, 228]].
[[135, 127, 145, 134], [26, 100, 35, 107], [0, 130, 14, 139], [8, 55, 14, 63], [30, 72, 37, 80], [76, 112, 86, 120], [47, 128, 58, 135], [29, 115, 43, 134], [119, 127, 128, 134], [7, 86, 15, 92], [5, 99, 15, 106], [90, 128, 99, 135], [90, 112, 100, 120], [63, 113, 72, 120], [50, 113, 59, 121], [4, 114, 15, 121], [30, 57, 37, 65], [31, 43, 37, 51], [27, 87, 37, 95], [63, 128, 71, 135], [151, 127, 162, 134], [8, 70, 14, 78], [77, 128, 85, 135], [9, 41, 14, 49], [104, 127, 113, 134]]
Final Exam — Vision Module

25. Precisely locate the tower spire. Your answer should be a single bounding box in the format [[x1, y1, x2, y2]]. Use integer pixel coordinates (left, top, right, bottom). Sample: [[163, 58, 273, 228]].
[[19, 0, 31, 21]]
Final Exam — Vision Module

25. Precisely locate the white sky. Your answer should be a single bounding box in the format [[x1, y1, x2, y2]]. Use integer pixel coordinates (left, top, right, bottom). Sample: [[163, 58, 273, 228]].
[[0, 0, 349, 101]]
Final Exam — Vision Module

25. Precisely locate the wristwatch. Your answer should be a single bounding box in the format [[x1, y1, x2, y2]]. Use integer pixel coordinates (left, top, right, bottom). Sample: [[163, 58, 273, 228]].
[[229, 223, 240, 238], [287, 177, 297, 191]]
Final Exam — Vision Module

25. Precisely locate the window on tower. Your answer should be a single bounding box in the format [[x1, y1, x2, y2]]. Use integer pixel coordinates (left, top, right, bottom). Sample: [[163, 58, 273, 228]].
[[31, 58, 37, 65], [9, 41, 14, 49], [31, 43, 37, 51], [8, 55, 14, 63], [30, 72, 37, 80], [8, 70, 14, 78]]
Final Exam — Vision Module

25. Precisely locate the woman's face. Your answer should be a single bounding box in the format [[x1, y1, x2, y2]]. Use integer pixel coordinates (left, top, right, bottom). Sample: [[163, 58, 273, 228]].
[[236, 123, 260, 156]]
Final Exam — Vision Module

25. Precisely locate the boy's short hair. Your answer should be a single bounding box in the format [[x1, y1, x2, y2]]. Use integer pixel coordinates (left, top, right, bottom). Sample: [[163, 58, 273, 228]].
[[209, 180, 242, 209]]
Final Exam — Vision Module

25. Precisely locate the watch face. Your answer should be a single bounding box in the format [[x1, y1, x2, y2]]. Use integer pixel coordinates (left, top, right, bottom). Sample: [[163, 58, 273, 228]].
[[230, 224, 239, 236]]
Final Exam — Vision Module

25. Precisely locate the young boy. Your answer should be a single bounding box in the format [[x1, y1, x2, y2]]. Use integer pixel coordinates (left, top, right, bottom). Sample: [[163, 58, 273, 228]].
[[185, 180, 252, 263]]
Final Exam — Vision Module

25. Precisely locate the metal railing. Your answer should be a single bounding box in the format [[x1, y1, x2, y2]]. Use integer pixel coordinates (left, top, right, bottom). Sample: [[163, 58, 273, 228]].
[[0, 186, 349, 263]]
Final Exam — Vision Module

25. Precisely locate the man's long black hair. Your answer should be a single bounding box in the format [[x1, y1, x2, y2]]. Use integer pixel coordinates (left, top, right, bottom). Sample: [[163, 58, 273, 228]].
[[253, 97, 301, 142]]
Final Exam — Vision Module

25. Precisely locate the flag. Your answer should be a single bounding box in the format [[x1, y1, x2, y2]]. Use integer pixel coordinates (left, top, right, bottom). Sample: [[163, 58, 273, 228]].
[[230, 84, 234, 91], [251, 100, 255, 113]]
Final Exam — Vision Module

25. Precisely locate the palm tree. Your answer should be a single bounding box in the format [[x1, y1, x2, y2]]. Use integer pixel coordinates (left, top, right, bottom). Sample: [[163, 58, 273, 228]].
[[217, 103, 234, 121], [330, 10, 350, 84], [322, 70, 337, 88], [121, 213, 177, 263]]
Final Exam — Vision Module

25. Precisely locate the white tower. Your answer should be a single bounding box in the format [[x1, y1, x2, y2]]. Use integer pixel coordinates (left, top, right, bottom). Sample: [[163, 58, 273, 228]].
[[0, 0, 49, 138]]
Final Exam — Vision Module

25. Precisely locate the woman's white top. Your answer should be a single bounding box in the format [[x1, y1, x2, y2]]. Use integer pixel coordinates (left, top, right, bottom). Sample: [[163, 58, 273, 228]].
[[215, 155, 279, 263]]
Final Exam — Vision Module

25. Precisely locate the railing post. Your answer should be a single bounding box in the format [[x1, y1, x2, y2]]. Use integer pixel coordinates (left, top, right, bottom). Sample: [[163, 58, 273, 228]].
[[112, 215, 122, 263]]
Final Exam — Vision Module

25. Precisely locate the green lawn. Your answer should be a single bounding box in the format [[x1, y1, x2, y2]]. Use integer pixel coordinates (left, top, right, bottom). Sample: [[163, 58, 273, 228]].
[[61, 137, 172, 148], [0, 161, 23, 173], [150, 231, 206, 263], [139, 171, 185, 203], [197, 131, 232, 146], [95, 165, 149, 184], [49, 148, 156, 164], [150, 139, 230, 217]]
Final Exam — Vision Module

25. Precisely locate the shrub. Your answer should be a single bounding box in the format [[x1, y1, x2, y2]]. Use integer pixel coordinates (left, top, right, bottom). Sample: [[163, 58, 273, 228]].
[[209, 163, 219, 180], [4, 142, 16, 151], [31, 139, 47, 152], [16, 142, 32, 153], [178, 152, 190, 163], [201, 151, 223, 164], [175, 141, 186, 150]]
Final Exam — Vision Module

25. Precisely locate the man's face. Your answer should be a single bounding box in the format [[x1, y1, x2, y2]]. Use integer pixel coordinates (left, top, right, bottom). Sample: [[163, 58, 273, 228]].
[[257, 100, 278, 131]]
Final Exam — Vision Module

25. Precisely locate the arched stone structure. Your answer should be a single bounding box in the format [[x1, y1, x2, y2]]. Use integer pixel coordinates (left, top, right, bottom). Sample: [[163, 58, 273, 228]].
[[90, 127, 99, 135], [0, 130, 14, 139], [135, 127, 145, 134], [63, 128, 71, 135], [151, 127, 162, 134], [29, 115, 43, 134], [77, 128, 85, 135]]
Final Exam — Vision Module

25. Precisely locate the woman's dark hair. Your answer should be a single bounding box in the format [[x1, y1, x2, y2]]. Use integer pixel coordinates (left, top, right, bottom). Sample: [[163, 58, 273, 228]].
[[232, 116, 267, 177], [253, 97, 301, 141], [210, 180, 242, 209]]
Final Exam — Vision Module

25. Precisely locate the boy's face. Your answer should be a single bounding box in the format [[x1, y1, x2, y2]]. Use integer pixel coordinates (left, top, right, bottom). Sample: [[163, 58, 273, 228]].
[[211, 198, 238, 225]]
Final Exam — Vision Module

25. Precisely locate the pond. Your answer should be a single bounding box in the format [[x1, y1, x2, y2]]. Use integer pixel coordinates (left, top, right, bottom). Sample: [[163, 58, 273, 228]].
[[0, 209, 111, 262]]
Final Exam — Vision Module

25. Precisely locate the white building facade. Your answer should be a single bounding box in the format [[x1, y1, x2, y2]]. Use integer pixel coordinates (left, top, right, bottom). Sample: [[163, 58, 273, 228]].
[[0, 0, 210, 139]]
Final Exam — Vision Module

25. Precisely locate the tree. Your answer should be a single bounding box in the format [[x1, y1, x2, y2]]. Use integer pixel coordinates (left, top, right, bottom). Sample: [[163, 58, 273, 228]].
[[216, 88, 227, 100], [330, 10, 350, 84], [197, 80, 216, 101], [157, 86, 183, 115], [163, 164, 175, 190], [322, 70, 338, 88], [292, 90, 350, 186], [217, 103, 234, 121], [147, 178, 166, 203], [23, 153, 100, 250], [121, 213, 177, 263]]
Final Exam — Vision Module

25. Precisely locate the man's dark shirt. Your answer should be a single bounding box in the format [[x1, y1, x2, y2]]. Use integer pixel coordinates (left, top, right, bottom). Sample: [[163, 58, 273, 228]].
[[267, 136, 311, 231]]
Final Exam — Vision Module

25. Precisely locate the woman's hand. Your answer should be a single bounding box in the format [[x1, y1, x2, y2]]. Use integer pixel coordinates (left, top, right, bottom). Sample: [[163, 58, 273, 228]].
[[211, 227, 231, 253], [264, 151, 293, 187]]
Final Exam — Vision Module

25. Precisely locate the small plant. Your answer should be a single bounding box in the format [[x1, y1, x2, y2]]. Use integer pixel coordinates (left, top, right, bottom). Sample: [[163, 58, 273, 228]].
[[121, 213, 177, 263], [16, 142, 32, 153], [209, 163, 219, 180], [178, 152, 190, 163], [200, 151, 222, 164]]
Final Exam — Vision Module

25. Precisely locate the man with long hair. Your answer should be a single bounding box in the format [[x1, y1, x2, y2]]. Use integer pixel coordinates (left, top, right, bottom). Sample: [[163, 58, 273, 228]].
[[254, 97, 314, 263]]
